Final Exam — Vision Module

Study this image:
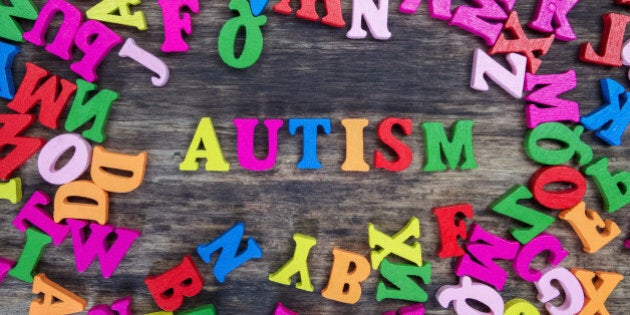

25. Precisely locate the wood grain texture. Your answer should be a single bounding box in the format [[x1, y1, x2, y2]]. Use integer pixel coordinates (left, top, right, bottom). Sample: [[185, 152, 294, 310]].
[[1, 0, 630, 314]]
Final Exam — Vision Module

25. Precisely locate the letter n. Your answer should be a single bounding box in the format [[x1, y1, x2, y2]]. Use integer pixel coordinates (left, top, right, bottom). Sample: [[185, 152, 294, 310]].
[[197, 222, 263, 283]]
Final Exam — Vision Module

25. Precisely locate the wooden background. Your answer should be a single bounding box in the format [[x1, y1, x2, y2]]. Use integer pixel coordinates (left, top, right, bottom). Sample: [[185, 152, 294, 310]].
[[1, 0, 630, 313]]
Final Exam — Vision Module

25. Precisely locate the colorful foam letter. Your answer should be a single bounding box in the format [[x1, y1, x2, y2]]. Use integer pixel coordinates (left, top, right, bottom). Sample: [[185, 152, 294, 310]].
[[471, 48, 526, 98], [571, 268, 623, 315], [369, 217, 422, 269], [234, 118, 283, 171], [489, 11, 554, 74], [581, 78, 630, 146], [22, 0, 81, 60], [54, 180, 109, 224], [534, 266, 584, 315], [30, 273, 86, 315], [436, 276, 504, 314], [218, 0, 267, 69], [449, 0, 516, 45], [197, 222, 263, 283], [346, 0, 391, 40], [433, 203, 473, 258], [524, 122, 592, 166], [490, 185, 555, 244], [158, 0, 199, 52], [273, 0, 345, 27], [268, 233, 317, 291], [64, 79, 118, 143], [0, 42, 19, 99], [341, 118, 369, 172], [0, 177, 22, 204], [70, 20, 123, 81], [88, 296, 132, 315], [422, 120, 476, 172], [374, 117, 412, 172], [91, 145, 148, 193], [13, 190, 69, 246], [288, 118, 331, 169], [249, 0, 269, 16], [376, 259, 431, 302], [383, 303, 425, 315], [179, 117, 230, 171], [8, 62, 77, 129], [398, 0, 452, 18], [0, 114, 45, 180], [9, 227, 52, 283], [524, 70, 579, 128], [398, 0, 421, 14], [118, 38, 170, 87], [38, 133, 92, 185], [0, 0, 39, 42], [321, 247, 371, 304], [23, 0, 122, 81], [504, 298, 539, 315], [454, 223, 520, 291], [559, 202, 620, 253], [67, 219, 141, 278], [179, 304, 216, 315], [86, 0, 147, 30], [513, 233, 568, 282], [529, 165, 586, 210], [583, 157, 630, 212], [145, 255, 204, 311], [579, 13, 630, 67], [273, 302, 299, 315], [0, 258, 15, 284], [528, 0, 577, 41]]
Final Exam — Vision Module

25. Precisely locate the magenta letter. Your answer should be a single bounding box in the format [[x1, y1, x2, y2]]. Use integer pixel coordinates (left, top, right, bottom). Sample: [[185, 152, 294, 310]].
[[13, 191, 69, 246], [158, 0, 199, 52], [234, 118, 283, 171]]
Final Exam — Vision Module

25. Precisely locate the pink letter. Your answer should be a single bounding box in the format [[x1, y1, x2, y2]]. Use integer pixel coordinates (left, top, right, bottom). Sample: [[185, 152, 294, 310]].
[[449, 0, 516, 45], [158, 0, 199, 52], [118, 38, 170, 87], [87, 296, 132, 315], [38, 133, 92, 185], [513, 233, 568, 282], [13, 191, 69, 246], [528, 0, 578, 41], [535, 266, 584, 315], [234, 118, 283, 171], [70, 20, 123, 82], [67, 219, 141, 278], [347, 0, 391, 40], [524, 70, 579, 128], [437, 276, 504, 314], [454, 223, 520, 290], [22, 0, 82, 60], [471, 49, 526, 99], [0, 257, 15, 284], [273, 302, 299, 315]]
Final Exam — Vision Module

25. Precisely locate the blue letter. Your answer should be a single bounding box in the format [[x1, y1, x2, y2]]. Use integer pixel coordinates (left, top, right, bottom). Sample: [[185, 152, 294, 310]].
[[288, 118, 331, 169]]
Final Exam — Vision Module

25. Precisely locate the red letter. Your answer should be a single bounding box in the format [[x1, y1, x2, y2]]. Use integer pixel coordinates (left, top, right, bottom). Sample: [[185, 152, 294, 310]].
[[7, 63, 76, 129], [374, 117, 413, 172], [433, 203, 473, 258], [0, 114, 45, 180], [145, 255, 204, 311]]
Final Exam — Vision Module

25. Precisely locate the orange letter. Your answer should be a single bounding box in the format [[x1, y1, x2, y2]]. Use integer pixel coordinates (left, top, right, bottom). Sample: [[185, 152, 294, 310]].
[[91, 146, 147, 193], [321, 248, 371, 304], [54, 180, 109, 224]]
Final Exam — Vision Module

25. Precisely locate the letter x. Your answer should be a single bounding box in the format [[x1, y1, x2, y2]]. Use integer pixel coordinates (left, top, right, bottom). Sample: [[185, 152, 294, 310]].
[[369, 217, 422, 269], [572, 268, 623, 315]]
